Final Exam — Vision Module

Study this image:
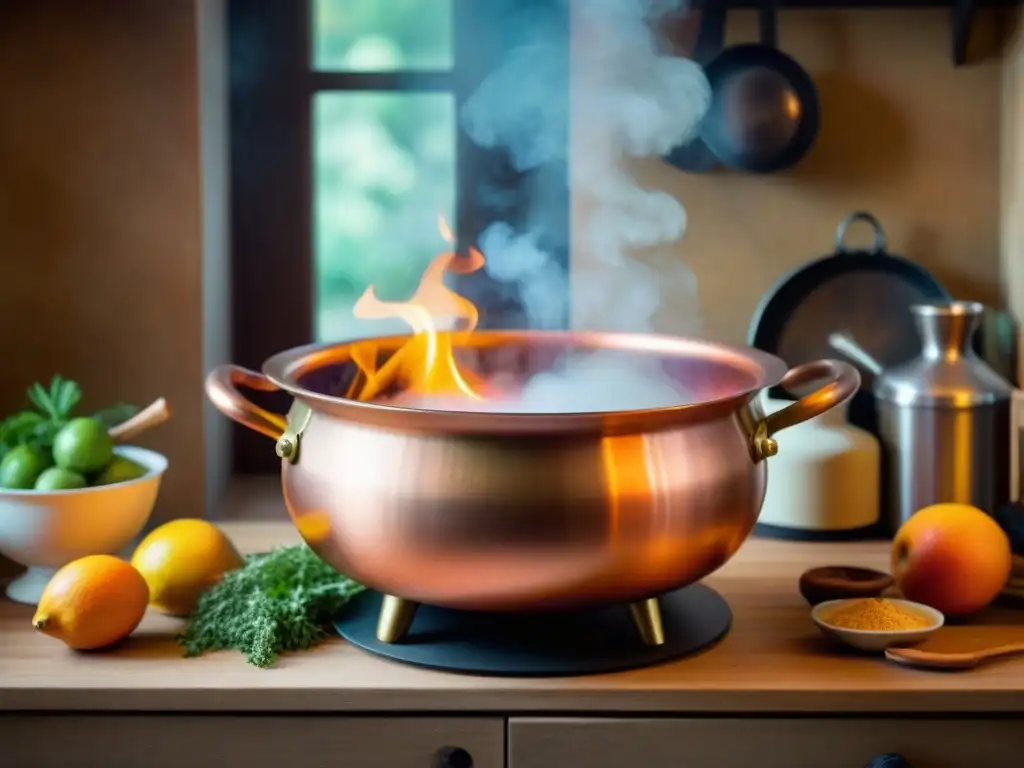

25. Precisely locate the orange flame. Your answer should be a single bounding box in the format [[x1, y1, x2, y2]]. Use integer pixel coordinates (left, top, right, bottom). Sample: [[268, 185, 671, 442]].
[[346, 216, 486, 403]]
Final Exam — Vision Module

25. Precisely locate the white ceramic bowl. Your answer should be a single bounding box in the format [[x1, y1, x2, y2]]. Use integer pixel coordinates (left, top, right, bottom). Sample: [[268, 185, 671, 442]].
[[0, 446, 167, 605], [811, 597, 945, 652]]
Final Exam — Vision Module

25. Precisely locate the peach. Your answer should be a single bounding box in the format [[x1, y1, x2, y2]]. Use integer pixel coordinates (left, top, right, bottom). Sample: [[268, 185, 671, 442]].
[[892, 503, 1012, 618]]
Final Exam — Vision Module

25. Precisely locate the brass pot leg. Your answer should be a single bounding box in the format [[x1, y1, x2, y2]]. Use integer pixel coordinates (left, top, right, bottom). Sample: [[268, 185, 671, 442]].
[[376, 595, 419, 643], [629, 597, 665, 646]]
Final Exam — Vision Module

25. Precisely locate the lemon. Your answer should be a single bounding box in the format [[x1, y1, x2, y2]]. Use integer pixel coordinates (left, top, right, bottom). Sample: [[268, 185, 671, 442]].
[[130, 519, 244, 616], [33, 555, 149, 650], [93, 456, 148, 486]]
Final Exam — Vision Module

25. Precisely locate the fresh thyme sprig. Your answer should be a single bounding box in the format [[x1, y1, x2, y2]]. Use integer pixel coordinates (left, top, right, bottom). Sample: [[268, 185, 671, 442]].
[[178, 545, 365, 668]]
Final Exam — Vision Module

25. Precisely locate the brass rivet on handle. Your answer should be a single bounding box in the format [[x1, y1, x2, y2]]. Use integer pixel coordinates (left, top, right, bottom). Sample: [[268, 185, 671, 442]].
[[751, 421, 779, 463], [276, 437, 296, 460], [276, 400, 312, 465]]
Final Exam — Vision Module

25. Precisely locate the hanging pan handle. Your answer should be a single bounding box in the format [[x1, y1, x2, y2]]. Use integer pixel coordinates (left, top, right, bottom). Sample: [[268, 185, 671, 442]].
[[751, 359, 861, 462], [759, 0, 778, 49], [693, 1, 728, 65], [834, 211, 888, 255]]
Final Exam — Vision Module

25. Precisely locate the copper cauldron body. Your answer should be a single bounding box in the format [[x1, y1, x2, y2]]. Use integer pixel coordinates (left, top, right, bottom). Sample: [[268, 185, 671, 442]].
[[206, 330, 858, 646]]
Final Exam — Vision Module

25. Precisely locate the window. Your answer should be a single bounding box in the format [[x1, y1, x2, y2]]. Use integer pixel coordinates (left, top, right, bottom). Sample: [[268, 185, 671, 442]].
[[229, 0, 571, 473]]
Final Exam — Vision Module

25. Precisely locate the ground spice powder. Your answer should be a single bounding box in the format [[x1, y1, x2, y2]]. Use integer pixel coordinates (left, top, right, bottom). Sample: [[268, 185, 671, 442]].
[[826, 598, 932, 631]]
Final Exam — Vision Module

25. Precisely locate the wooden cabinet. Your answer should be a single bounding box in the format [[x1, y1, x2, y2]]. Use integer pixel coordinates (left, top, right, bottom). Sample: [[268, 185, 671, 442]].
[[507, 718, 1024, 768], [0, 716, 504, 768], [5, 714, 1024, 767]]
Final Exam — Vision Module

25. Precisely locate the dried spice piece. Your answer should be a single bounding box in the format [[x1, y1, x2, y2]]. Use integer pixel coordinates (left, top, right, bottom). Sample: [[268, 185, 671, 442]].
[[826, 597, 933, 632]]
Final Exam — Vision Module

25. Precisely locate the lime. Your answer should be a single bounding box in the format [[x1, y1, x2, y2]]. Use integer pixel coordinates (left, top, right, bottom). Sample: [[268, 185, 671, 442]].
[[34, 467, 87, 491], [53, 417, 114, 474], [93, 456, 148, 486], [0, 445, 52, 490]]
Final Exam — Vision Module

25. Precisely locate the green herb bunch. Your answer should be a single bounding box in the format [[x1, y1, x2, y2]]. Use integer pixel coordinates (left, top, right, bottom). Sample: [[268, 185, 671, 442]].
[[0, 375, 137, 461], [178, 545, 365, 668]]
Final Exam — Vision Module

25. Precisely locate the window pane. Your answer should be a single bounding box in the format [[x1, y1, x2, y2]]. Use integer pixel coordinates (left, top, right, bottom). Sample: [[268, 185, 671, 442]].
[[313, 92, 456, 341], [313, 0, 453, 71]]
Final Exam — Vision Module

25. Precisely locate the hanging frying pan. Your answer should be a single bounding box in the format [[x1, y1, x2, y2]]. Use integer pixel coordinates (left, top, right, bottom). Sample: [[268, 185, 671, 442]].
[[699, 0, 819, 173], [748, 211, 952, 435]]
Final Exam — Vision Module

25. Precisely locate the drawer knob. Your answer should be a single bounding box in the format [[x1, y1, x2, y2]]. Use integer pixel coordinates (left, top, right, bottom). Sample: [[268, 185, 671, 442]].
[[866, 754, 911, 768], [435, 746, 473, 768]]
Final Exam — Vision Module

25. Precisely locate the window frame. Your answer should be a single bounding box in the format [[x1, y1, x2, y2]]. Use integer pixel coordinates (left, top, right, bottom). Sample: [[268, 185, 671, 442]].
[[227, 0, 571, 474]]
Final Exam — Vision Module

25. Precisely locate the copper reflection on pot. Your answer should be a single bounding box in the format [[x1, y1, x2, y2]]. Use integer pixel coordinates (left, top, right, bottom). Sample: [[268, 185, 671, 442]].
[[280, 404, 766, 612]]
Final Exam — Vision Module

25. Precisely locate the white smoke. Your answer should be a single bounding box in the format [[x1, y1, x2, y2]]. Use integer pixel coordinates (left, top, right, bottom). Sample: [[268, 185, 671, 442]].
[[457, 0, 711, 411], [463, 0, 707, 332]]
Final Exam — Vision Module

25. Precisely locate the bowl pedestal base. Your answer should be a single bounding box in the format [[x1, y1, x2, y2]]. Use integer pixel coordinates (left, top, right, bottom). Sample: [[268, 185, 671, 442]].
[[336, 585, 731, 677], [5, 567, 57, 606]]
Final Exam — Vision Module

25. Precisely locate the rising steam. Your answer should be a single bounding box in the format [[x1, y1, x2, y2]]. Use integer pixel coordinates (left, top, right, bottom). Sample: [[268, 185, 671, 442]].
[[460, 0, 711, 410]]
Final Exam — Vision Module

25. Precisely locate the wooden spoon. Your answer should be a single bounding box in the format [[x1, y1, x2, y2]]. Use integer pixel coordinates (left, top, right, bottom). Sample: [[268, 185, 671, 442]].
[[107, 398, 171, 443], [886, 643, 1024, 670]]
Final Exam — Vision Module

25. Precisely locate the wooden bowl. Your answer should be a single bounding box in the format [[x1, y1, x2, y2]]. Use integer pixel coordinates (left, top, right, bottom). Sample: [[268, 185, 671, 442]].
[[799, 565, 894, 606]]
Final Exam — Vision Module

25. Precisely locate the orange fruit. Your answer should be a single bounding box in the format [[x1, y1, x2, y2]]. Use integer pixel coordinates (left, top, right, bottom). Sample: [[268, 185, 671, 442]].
[[130, 519, 244, 616], [893, 503, 1012, 617], [32, 555, 149, 650]]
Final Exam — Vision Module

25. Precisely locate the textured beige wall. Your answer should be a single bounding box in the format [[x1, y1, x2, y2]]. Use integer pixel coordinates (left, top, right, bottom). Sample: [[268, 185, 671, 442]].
[[0, 1, 227, 538], [573, 9, 1009, 344]]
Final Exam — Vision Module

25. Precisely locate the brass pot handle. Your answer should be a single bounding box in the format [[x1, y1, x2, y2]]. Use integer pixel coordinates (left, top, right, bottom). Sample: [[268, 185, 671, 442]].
[[205, 364, 288, 440], [753, 359, 860, 461]]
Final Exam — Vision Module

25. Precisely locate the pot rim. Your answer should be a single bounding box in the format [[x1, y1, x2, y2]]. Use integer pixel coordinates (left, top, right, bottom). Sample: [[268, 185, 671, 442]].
[[261, 330, 788, 435]]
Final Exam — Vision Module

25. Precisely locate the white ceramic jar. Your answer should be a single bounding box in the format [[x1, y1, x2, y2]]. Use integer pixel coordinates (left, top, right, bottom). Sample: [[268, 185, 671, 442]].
[[758, 395, 880, 537]]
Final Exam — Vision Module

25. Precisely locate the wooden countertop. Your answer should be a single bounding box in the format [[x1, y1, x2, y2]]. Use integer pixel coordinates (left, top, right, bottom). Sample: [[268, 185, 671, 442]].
[[2, 522, 1024, 714]]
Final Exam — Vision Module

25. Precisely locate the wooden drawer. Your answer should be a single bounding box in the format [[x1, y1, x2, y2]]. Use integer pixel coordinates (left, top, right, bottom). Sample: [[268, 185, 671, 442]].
[[0, 715, 503, 768], [508, 717, 1024, 768]]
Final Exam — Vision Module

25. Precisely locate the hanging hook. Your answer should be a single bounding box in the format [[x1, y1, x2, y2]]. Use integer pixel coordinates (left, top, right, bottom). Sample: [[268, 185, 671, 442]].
[[952, 0, 976, 67]]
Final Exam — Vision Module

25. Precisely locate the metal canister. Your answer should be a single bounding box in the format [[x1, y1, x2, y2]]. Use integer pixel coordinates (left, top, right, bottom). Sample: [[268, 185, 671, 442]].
[[876, 301, 1016, 534]]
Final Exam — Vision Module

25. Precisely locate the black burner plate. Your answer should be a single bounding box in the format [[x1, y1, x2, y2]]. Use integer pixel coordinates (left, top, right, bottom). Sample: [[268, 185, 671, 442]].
[[334, 584, 732, 677]]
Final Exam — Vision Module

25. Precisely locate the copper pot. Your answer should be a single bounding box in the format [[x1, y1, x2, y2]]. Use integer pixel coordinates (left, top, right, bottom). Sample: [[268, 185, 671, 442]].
[[206, 330, 858, 645]]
